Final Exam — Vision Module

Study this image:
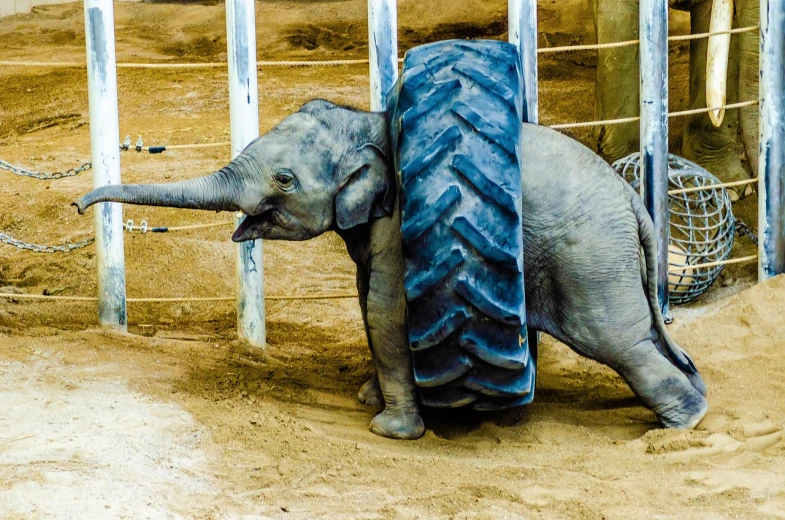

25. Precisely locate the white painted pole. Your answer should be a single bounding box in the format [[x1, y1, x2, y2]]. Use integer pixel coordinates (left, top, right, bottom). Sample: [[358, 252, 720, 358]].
[[367, 0, 398, 111], [226, 0, 265, 348], [508, 0, 539, 124], [639, 0, 670, 319], [758, 0, 785, 280], [508, 0, 538, 351], [84, 0, 127, 331]]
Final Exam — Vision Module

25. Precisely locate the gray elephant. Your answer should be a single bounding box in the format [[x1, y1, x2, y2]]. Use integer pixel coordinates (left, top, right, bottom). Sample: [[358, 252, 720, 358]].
[[74, 99, 708, 439], [591, 0, 758, 199]]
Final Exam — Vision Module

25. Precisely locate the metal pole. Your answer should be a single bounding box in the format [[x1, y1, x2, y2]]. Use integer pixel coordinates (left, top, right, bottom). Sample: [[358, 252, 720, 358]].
[[639, 0, 670, 319], [84, 0, 127, 331], [758, 0, 785, 280], [508, 0, 538, 352], [508, 0, 539, 124], [226, 0, 265, 348], [367, 0, 398, 111]]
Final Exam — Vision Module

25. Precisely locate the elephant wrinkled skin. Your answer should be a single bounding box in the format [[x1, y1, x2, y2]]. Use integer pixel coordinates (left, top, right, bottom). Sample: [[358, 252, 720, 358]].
[[74, 100, 709, 439]]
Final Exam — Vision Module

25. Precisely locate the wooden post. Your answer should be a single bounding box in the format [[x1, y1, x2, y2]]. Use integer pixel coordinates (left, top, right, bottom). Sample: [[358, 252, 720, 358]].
[[226, 0, 265, 348], [84, 0, 127, 331], [758, 0, 785, 280], [639, 0, 670, 319], [367, 0, 398, 111], [508, 0, 539, 124]]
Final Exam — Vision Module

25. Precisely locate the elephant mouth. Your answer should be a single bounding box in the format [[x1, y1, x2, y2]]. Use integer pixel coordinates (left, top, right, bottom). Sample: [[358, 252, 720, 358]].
[[232, 209, 274, 242]]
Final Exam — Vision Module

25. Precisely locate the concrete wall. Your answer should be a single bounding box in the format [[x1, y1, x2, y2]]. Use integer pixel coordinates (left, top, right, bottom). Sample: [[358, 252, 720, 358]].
[[0, 0, 76, 18]]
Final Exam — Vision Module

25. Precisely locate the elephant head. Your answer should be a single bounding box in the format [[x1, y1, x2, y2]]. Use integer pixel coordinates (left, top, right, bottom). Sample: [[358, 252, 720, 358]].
[[73, 100, 395, 240]]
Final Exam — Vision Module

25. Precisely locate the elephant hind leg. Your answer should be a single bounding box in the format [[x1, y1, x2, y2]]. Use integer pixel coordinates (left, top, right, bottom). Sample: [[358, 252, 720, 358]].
[[651, 329, 708, 398], [549, 321, 708, 429], [358, 373, 384, 410], [608, 338, 709, 428]]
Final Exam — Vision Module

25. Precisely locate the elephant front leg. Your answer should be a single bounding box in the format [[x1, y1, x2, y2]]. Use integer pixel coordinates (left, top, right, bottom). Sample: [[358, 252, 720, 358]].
[[590, 0, 641, 163], [682, 0, 752, 199], [364, 217, 424, 440], [365, 284, 424, 439], [736, 0, 759, 177], [355, 267, 385, 411]]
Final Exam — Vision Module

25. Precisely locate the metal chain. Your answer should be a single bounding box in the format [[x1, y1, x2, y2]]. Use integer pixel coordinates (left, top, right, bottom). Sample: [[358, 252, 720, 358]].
[[734, 220, 759, 246], [0, 160, 91, 180], [0, 232, 94, 253]]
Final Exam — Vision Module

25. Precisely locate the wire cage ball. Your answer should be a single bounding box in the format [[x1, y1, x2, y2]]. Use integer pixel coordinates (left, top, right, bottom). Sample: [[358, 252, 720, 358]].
[[612, 153, 735, 304]]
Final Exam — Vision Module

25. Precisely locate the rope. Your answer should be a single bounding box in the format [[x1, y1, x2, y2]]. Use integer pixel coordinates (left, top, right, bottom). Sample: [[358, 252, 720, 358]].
[[123, 219, 233, 233], [159, 142, 230, 150], [548, 99, 758, 130], [2, 26, 758, 68], [676, 254, 757, 272], [0, 58, 383, 69], [538, 39, 640, 54], [0, 292, 358, 302], [667, 99, 758, 118], [668, 177, 758, 195], [667, 25, 759, 42], [549, 115, 640, 130], [538, 25, 759, 54], [158, 221, 233, 232], [0, 26, 760, 69]]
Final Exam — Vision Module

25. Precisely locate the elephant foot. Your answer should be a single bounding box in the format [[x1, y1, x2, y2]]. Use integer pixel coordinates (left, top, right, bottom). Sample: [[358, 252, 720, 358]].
[[357, 374, 384, 410], [612, 339, 709, 430], [727, 184, 755, 203], [370, 409, 425, 440], [682, 124, 753, 201], [656, 390, 709, 430]]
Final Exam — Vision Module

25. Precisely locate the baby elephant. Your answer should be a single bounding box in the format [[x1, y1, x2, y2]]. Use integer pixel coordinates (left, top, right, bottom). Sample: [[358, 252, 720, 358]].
[[74, 99, 708, 439]]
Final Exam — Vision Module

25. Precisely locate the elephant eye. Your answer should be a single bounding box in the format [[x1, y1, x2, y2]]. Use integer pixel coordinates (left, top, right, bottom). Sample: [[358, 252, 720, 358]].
[[274, 169, 296, 191]]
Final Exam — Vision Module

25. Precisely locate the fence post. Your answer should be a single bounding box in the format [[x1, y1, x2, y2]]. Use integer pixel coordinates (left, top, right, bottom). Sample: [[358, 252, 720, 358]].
[[639, 0, 670, 319], [508, 0, 537, 352], [758, 0, 785, 280], [84, 0, 127, 331], [367, 0, 398, 111], [508, 0, 539, 124], [226, 0, 265, 348]]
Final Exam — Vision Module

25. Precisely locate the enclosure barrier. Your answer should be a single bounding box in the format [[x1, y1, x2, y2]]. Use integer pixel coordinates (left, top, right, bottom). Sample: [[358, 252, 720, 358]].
[[759, 0, 785, 280], [84, 0, 127, 331], [639, 0, 670, 315], [225, 0, 265, 348], [1, 1, 783, 320]]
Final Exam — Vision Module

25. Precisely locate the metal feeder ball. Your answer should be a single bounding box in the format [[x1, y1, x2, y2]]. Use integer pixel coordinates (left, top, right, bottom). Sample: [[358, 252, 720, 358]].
[[612, 153, 735, 304]]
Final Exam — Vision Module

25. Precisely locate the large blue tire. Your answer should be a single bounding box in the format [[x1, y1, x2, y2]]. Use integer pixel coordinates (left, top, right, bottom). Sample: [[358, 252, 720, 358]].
[[387, 40, 535, 411]]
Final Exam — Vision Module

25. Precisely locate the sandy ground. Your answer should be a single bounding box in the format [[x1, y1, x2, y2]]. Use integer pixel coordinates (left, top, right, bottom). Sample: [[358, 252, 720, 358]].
[[0, 1, 781, 518]]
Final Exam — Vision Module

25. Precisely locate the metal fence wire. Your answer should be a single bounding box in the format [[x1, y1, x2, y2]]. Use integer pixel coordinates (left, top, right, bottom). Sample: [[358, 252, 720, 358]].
[[0, 232, 95, 253], [0, 160, 92, 180]]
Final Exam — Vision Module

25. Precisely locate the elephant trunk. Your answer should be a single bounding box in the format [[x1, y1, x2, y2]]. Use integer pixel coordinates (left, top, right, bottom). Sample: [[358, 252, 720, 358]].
[[73, 168, 241, 215], [706, 0, 733, 127]]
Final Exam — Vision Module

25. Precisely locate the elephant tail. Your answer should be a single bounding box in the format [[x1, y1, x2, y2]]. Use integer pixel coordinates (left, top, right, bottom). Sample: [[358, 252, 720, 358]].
[[631, 193, 700, 377]]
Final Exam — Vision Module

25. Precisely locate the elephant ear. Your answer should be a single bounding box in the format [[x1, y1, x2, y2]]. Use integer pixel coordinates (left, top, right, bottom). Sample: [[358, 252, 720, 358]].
[[334, 143, 394, 230]]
